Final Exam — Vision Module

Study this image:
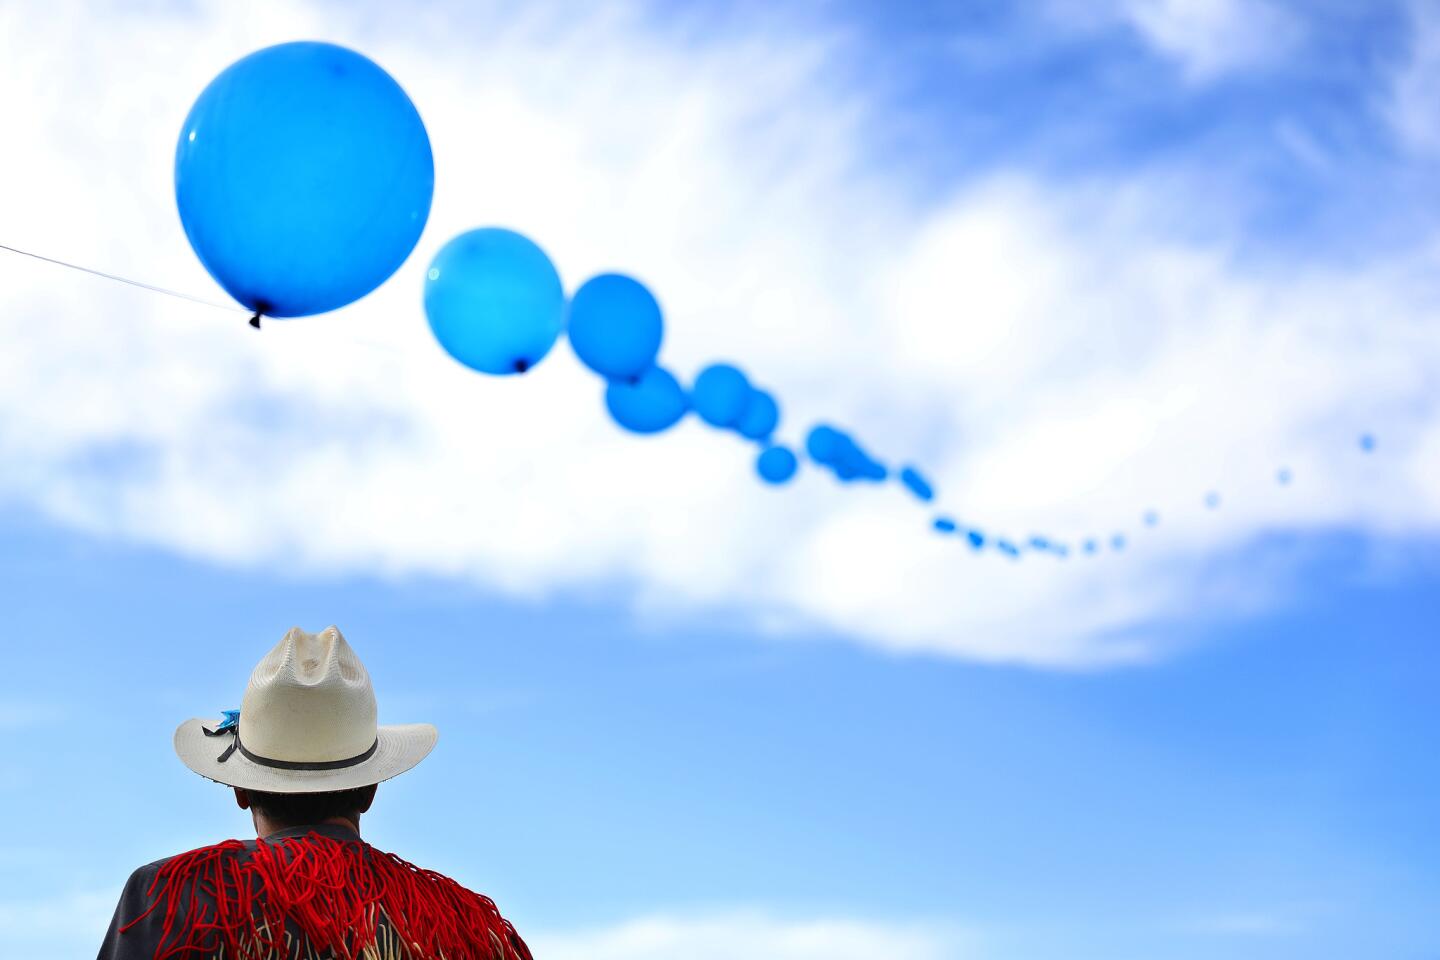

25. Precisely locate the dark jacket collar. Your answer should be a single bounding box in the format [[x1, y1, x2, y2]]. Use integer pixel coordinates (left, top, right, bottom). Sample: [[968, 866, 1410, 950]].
[[262, 822, 362, 842]]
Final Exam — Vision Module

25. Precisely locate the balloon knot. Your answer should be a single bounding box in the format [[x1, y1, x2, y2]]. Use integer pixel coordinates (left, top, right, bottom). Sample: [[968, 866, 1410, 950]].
[[249, 300, 271, 330], [513, 358, 529, 373]]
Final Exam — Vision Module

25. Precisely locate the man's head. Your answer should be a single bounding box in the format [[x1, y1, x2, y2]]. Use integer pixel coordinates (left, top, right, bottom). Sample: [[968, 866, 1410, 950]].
[[234, 783, 378, 833], [173, 627, 437, 838]]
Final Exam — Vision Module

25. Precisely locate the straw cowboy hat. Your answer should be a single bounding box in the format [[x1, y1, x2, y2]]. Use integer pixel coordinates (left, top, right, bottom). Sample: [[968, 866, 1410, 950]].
[[173, 626, 437, 793]]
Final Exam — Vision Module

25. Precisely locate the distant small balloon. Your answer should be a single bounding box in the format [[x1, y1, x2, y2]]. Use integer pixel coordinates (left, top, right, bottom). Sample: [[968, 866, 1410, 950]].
[[830, 434, 887, 483], [899, 466, 934, 502], [806, 425, 845, 464], [424, 227, 565, 375], [834, 446, 864, 482], [567, 273, 664, 381], [996, 539, 1021, 559], [1143, 510, 1159, 527], [605, 365, 687, 434], [833, 452, 863, 482], [934, 517, 957, 533], [1277, 467, 1293, 485], [1028, 535, 1050, 551], [967, 530, 985, 549], [1083, 538, 1098, 554], [756, 444, 798, 484], [1111, 534, 1127, 551], [1205, 491, 1221, 509], [735, 389, 780, 441], [1359, 432, 1376, 452], [691, 363, 751, 427]]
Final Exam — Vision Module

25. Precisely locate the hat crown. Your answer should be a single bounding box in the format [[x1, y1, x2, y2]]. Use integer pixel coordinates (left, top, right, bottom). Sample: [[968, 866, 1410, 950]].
[[239, 626, 378, 764]]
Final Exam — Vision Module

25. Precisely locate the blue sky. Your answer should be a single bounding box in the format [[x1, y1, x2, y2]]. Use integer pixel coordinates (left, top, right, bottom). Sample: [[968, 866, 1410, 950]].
[[0, 1, 1438, 958], [3, 506, 1438, 957]]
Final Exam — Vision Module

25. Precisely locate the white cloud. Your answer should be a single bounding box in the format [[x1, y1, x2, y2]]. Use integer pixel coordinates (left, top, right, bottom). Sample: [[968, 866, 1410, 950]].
[[1384, 1, 1440, 154], [528, 911, 971, 960], [1051, 0, 1299, 82], [1133, 0, 1297, 79], [0, 0, 1436, 667]]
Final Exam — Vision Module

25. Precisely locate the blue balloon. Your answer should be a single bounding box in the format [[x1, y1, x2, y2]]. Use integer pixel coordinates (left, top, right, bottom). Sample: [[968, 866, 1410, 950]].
[[967, 530, 985, 549], [176, 42, 433, 318], [1359, 432, 1376, 452], [806, 425, 844, 463], [756, 445, 798, 484], [830, 434, 886, 483], [567, 274, 664, 381], [691, 364, 750, 427], [899, 466, 934, 502], [605, 365, 687, 434], [934, 516, 957, 534], [833, 434, 860, 467], [856, 456, 889, 482], [424, 228, 565, 375], [735, 390, 780, 441], [1277, 467, 1293, 485]]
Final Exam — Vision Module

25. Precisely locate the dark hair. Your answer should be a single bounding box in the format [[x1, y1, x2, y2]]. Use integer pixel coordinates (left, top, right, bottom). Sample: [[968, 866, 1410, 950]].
[[245, 784, 375, 829]]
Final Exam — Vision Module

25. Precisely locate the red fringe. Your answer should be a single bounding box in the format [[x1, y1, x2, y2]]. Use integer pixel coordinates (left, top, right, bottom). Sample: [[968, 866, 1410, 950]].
[[120, 833, 532, 960]]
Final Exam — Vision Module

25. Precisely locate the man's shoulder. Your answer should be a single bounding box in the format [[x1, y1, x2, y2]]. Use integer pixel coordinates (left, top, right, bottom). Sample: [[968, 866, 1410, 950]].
[[124, 838, 247, 882], [109, 833, 532, 960], [116, 838, 255, 913], [101, 841, 255, 960], [135, 837, 253, 871]]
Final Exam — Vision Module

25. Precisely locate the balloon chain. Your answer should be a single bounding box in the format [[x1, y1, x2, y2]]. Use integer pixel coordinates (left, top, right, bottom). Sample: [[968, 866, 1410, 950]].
[[0, 242, 247, 316], [910, 437, 1378, 561], [0, 239, 1383, 567]]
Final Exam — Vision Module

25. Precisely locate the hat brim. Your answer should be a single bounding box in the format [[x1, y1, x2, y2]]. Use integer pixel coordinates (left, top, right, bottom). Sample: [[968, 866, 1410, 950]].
[[173, 719, 438, 793]]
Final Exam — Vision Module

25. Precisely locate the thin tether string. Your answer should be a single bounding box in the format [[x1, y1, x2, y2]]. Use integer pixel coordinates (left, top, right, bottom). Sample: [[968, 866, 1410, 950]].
[[0, 241, 248, 315]]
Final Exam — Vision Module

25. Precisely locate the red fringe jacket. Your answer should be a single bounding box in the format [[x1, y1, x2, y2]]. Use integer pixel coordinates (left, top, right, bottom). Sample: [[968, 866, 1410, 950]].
[[97, 824, 532, 960]]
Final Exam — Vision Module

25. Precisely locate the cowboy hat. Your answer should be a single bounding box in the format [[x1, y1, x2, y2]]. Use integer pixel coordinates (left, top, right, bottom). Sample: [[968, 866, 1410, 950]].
[[173, 625, 437, 793]]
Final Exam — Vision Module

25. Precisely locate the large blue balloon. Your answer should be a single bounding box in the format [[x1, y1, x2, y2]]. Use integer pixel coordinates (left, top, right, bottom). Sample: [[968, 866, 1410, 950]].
[[424, 228, 565, 375], [735, 389, 780, 441], [567, 274, 663, 381], [176, 42, 433, 318], [756, 445, 798, 484], [605, 365, 688, 434], [691, 363, 750, 427]]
